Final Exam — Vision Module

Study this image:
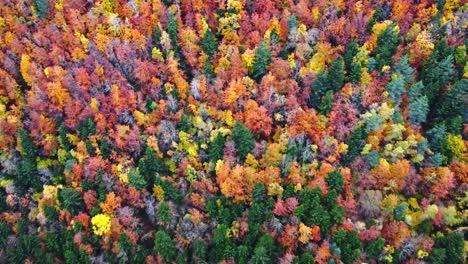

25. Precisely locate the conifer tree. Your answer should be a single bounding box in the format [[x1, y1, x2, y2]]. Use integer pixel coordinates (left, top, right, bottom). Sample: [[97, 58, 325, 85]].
[[375, 22, 400, 70], [250, 41, 272, 82], [232, 121, 255, 162], [201, 29, 218, 57], [328, 56, 345, 92], [209, 132, 226, 162]]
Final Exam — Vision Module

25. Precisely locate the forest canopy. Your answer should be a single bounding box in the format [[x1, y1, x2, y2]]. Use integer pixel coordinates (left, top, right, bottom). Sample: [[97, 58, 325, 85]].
[[0, 0, 467, 263]]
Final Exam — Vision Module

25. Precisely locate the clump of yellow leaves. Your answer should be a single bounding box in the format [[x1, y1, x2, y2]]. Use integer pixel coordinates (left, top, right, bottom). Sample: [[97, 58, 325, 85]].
[[91, 214, 112, 236]]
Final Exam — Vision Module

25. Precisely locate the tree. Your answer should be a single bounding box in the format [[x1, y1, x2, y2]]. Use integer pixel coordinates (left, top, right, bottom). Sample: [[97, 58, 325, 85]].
[[409, 96, 429, 124], [375, 22, 400, 70], [326, 170, 344, 193], [232, 121, 255, 162], [309, 71, 330, 109], [34, 0, 49, 18], [250, 41, 272, 82], [58, 188, 84, 216], [154, 230, 177, 262], [430, 233, 464, 264], [328, 56, 345, 92], [210, 133, 226, 162], [201, 29, 218, 57], [332, 229, 362, 264]]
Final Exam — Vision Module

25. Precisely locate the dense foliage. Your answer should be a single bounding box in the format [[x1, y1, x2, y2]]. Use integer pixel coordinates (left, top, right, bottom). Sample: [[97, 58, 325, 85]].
[[0, 0, 467, 263]]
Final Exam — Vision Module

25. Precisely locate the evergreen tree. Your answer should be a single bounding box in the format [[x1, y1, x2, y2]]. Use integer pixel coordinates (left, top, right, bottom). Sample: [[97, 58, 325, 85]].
[[385, 75, 406, 105], [58, 187, 84, 216], [34, 0, 49, 18], [193, 239, 207, 259], [326, 170, 344, 193], [167, 12, 179, 50], [154, 230, 177, 262], [250, 41, 272, 82], [409, 96, 429, 124], [375, 22, 400, 70], [433, 79, 467, 134], [209, 132, 226, 162], [309, 71, 330, 109], [319, 90, 334, 115], [201, 29, 218, 57], [138, 147, 169, 188], [344, 40, 359, 74], [332, 229, 362, 264], [158, 201, 171, 224], [328, 56, 345, 92], [232, 121, 255, 162], [395, 55, 414, 84], [204, 57, 215, 78], [349, 63, 362, 84]]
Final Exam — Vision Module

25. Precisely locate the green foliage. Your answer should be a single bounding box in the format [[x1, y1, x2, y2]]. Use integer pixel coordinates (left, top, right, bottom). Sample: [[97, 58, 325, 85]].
[[77, 117, 96, 139], [100, 138, 112, 159], [365, 237, 384, 260], [158, 201, 171, 224], [33, 0, 49, 18], [167, 12, 179, 50], [193, 239, 207, 259], [294, 252, 316, 264], [375, 22, 400, 70], [154, 230, 177, 262], [201, 29, 218, 57], [127, 168, 147, 190], [326, 170, 344, 193], [385, 75, 406, 105], [209, 132, 226, 162], [295, 187, 332, 236], [393, 203, 407, 221], [232, 120, 255, 162], [319, 90, 334, 115], [328, 56, 345, 92], [18, 128, 39, 160], [309, 71, 330, 109], [58, 187, 84, 215], [250, 41, 272, 82], [331, 229, 362, 264], [433, 79, 467, 134], [343, 125, 368, 165], [395, 55, 414, 84], [431, 233, 464, 264], [138, 147, 169, 188], [344, 40, 359, 73], [16, 158, 42, 193], [409, 96, 429, 124]]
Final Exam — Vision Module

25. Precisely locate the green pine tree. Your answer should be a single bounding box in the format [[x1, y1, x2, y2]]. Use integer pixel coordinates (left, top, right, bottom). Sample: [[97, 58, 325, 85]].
[[375, 22, 400, 70], [328, 56, 345, 92], [250, 41, 272, 82], [154, 230, 177, 262], [232, 121, 255, 162], [209, 132, 226, 162], [201, 29, 218, 57], [34, 0, 49, 18]]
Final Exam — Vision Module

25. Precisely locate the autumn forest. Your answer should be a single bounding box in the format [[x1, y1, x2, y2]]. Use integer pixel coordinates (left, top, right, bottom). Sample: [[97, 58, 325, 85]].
[[0, 0, 467, 263]]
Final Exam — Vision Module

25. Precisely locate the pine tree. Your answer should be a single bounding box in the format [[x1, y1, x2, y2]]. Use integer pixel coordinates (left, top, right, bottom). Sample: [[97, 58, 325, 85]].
[[432, 79, 467, 134], [250, 41, 272, 82], [319, 90, 334, 115], [326, 170, 344, 193], [409, 96, 429, 124], [209, 133, 226, 162], [232, 121, 255, 162], [332, 229, 362, 264], [154, 231, 176, 262], [309, 71, 330, 109], [328, 56, 345, 92], [344, 40, 359, 73], [375, 22, 400, 70], [34, 0, 49, 18], [201, 29, 218, 57], [349, 62, 362, 84]]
